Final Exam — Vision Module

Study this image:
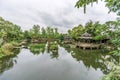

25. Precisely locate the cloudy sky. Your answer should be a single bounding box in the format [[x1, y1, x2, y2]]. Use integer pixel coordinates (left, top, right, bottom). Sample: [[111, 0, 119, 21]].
[[0, 0, 118, 33]]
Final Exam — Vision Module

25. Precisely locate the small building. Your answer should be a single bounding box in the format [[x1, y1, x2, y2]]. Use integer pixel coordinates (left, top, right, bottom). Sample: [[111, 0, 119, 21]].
[[79, 32, 93, 43], [76, 32, 101, 50], [79, 32, 109, 44], [63, 35, 72, 44]]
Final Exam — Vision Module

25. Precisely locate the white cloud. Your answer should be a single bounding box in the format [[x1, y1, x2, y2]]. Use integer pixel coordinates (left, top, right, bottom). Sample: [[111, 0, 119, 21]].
[[0, 0, 118, 33]]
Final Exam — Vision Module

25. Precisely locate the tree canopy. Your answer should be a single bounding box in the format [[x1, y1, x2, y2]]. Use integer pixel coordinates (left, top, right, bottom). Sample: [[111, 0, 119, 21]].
[[75, 0, 120, 15]]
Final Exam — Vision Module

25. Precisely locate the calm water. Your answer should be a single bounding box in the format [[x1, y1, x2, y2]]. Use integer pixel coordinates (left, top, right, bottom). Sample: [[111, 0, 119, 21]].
[[0, 45, 118, 80]]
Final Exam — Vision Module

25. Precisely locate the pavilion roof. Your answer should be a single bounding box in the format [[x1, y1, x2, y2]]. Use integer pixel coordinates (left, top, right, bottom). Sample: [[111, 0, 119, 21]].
[[80, 32, 93, 39]]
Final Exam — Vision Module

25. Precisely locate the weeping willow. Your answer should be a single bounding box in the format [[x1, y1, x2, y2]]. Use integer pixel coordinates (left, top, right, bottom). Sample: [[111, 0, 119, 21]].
[[75, 0, 99, 13]]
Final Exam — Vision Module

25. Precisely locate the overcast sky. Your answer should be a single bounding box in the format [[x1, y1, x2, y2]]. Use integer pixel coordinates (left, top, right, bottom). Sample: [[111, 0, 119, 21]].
[[0, 0, 118, 33]]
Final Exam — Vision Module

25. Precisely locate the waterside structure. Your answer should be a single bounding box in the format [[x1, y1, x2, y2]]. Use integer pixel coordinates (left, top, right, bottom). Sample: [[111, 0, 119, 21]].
[[63, 35, 72, 44], [76, 32, 109, 50]]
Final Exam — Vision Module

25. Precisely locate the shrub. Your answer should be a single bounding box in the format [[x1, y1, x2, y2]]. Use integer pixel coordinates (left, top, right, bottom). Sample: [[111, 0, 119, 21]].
[[1, 43, 14, 55], [102, 62, 120, 80], [10, 41, 19, 46]]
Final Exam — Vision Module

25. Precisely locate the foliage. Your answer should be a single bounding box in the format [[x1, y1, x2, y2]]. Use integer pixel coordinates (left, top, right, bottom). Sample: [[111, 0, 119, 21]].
[[46, 27, 60, 40], [68, 20, 120, 56], [75, 0, 120, 16], [23, 26, 61, 42], [1, 43, 14, 52], [102, 62, 120, 80], [68, 20, 109, 40], [105, 20, 120, 56], [105, 0, 120, 15], [58, 33, 64, 41], [0, 43, 14, 57], [75, 0, 98, 13], [41, 27, 47, 38], [85, 20, 107, 40], [68, 24, 84, 40], [25, 25, 41, 39], [10, 41, 19, 46], [0, 17, 23, 43]]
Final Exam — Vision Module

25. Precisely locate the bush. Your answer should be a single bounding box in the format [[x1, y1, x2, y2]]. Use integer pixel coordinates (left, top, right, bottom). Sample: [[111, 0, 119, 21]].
[[1, 43, 14, 55], [1, 43, 14, 51], [10, 41, 19, 46], [102, 63, 120, 80]]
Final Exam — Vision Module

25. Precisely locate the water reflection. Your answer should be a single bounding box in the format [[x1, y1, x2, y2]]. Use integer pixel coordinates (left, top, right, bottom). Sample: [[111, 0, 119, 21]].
[[0, 43, 119, 80], [0, 49, 20, 75], [61, 44, 119, 75], [29, 43, 46, 55], [29, 42, 59, 59], [47, 42, 59, 59]]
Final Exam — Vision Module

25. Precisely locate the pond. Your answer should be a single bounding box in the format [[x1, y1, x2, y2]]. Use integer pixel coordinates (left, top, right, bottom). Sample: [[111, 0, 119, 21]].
[[0, 44, 118, 80]]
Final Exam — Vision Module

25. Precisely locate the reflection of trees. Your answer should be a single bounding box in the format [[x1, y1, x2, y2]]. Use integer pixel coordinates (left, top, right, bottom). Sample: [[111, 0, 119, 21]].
[[0, 49, 20, 75], [47, 43, 59, 59], [59, 43, 71, 53], [30, 47, 45, 55], [29, 43, 46, 55], [50, 50, 58, 59], [63, 46, 119, 74]]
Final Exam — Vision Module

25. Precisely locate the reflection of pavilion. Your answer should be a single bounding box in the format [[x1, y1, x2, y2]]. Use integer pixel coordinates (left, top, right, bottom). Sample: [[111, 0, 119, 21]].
[[69, 48, 119, 74], [76, 32, 109, 50], [60, 44, 119, 74]]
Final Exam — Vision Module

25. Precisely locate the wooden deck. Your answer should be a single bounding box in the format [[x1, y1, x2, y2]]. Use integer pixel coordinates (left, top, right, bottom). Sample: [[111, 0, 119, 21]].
[[76, 42, 101, 50]]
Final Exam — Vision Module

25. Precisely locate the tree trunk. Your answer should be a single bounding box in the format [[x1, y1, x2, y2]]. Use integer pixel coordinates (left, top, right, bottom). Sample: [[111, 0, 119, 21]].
[[84, 4, 86, 14]]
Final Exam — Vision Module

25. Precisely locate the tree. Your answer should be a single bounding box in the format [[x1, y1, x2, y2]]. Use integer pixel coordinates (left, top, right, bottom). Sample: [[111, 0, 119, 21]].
[[54, 28, 59, 39], [75, 0, 98, 13], [29, 25, 40, 39], [41, 27, 47, 38], [84, 21, 108, 40], [0, 17, 23, 44], [68, 24, 84, 40], [75, 0, 120, 15]]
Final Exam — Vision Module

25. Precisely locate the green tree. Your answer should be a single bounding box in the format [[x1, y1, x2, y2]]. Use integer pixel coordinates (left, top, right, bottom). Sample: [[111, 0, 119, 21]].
[[41, 27, 47, 38], [68, 24, 84, 40], [29, 25, 40, 39], [0, 17, 23, 44], [54, 28, 59, 39], [75, 0, 120, 15]]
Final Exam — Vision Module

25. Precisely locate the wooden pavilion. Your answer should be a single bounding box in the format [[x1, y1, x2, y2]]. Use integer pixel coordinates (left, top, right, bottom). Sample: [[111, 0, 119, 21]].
[[76, 32, 101, 50], [63, 35, 72, 44]]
